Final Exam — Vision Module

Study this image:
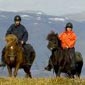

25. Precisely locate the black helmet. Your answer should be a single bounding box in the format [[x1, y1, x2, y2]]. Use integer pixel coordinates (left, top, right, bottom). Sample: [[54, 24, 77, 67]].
[[65, 22, 73, 29], [14, 15, 21, 21]]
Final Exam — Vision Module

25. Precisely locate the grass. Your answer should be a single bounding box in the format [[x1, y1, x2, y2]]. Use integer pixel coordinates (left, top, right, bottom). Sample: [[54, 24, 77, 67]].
[[0, 77, 85, 85]]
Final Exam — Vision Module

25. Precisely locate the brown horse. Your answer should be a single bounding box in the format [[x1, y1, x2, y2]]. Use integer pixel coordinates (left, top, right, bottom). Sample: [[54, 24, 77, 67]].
[[4, 34, 35, 78], [47, 32, 83, 78]]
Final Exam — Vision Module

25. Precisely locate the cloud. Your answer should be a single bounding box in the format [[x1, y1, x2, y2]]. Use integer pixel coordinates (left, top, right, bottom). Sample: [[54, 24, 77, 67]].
[[0, 0, 85, 15]]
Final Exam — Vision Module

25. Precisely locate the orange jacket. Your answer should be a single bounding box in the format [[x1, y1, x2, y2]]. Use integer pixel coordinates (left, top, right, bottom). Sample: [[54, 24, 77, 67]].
[[59, 30, 77, 49]]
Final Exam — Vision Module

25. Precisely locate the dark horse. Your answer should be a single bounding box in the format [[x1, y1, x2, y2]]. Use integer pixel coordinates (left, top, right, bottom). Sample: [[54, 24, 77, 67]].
[[4, 34, 35, 78], [47, 32, 83, 78]]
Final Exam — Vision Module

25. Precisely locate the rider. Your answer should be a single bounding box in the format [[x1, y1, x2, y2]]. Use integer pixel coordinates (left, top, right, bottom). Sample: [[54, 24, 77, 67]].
[[45, 22, 77, 71], [0, 15, 29, 66]]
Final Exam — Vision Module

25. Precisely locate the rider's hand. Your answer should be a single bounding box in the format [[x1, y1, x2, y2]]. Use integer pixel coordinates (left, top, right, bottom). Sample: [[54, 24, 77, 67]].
[[64, 46, 69, 50], [66, 46, 68, 49], [21, 41, 24, 45]]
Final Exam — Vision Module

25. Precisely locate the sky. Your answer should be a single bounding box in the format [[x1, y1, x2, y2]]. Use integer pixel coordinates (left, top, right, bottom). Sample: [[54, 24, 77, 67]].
[[0, 0, 85, 16]]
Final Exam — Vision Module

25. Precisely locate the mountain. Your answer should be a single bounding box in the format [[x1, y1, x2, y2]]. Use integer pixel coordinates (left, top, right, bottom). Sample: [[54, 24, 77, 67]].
[[0, 10, 84, 77], [63, 11, 85, 22]]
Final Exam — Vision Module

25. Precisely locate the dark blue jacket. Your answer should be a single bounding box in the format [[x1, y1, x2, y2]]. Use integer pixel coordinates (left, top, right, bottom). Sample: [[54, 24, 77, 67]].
[[6, 24, 28, 43]]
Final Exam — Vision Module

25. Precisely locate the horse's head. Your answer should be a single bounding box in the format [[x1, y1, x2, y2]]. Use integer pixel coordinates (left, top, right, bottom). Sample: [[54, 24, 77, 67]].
[[47, 32, 61, 51], [5, 34, 18, 61], [5, 34, 18, 46]]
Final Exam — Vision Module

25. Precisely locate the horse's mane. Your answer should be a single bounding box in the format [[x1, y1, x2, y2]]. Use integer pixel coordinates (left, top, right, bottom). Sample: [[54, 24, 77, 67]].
[[47, 32, 61, 48], [5, 34, 18, 46], [47, 32, 58, 40]]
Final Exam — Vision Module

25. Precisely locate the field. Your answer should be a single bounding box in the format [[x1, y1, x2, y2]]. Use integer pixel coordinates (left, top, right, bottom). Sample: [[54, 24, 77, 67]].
[[0, 77, 85, 85]]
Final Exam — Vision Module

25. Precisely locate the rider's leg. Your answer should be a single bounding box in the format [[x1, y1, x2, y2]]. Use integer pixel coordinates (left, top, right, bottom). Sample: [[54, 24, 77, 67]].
[[23, 44, 34, 65], [45, 55, 53, 71], [69, 48, 76, 69]]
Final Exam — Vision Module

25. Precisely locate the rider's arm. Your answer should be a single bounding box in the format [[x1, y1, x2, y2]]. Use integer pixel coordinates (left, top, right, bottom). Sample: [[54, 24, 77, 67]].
[[21, 27, 28, 43], [67, 33, 77, 48], [59, 32, 77, 48]]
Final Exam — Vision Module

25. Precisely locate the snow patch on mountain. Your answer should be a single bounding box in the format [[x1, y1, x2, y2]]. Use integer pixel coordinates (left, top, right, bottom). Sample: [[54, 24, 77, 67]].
[[49, 17, 65, 22], [37, 12, 43, 15], [21, 15, 30, 18]]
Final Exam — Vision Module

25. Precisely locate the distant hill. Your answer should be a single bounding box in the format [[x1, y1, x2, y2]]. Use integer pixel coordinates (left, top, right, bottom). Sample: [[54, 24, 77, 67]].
[[63, 11, 85, 22]]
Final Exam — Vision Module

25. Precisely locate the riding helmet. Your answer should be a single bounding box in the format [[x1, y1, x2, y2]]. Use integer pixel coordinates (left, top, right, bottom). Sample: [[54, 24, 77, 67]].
[[65, 22, 73, 29], [14, 15, 21, 21]]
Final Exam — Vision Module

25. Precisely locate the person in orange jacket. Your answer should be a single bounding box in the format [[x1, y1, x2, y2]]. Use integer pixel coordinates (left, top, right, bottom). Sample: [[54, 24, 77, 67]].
[[45, 22, 77, 71], [59, 22, 77, 70], [59, 22, 77, 49]]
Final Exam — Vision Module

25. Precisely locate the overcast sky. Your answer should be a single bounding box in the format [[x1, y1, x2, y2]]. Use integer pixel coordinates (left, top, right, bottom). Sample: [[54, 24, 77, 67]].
[[0, 0, 85, 16]]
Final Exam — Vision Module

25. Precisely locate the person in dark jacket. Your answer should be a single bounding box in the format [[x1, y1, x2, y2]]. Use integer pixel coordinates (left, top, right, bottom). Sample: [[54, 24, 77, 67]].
[[6, 15, 28, 44], [0, 15, 30, 66]]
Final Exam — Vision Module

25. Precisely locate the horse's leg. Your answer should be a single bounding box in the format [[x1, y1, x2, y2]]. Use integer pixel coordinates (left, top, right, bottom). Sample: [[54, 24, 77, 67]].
[[24, 51, 35, 78], [57, 66, 62, 77], [23, 65, 32, 78], [13, 64, 20, 77], [54, 65, 60, 77], [25, 71, 32, 78], [75, 61, 83, 78], [7, 65, 12, 77], [67, 69, 74, 78]]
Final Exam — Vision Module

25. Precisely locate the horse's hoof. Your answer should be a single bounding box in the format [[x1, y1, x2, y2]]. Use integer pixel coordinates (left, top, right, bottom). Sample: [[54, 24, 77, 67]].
[[44, 66, 52, 71], [25, 74, 32, 78]]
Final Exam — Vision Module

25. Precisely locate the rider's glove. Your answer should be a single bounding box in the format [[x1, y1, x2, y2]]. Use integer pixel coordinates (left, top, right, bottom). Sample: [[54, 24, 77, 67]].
[[21, 41, 24, 45]]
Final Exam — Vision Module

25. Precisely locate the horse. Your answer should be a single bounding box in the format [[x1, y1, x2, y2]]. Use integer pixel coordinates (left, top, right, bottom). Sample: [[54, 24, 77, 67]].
[[47, 32, 83, 78], [3, 34, 35, 78]]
